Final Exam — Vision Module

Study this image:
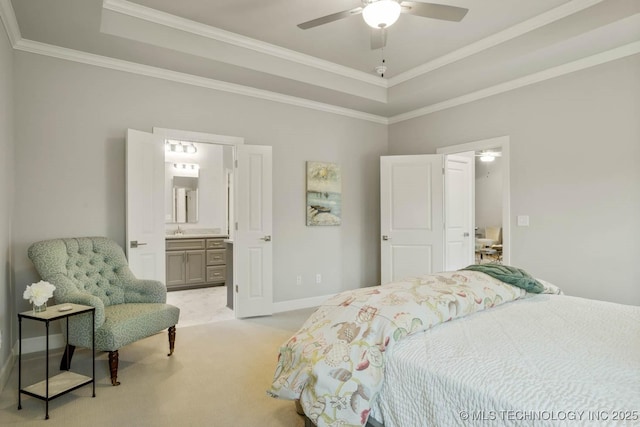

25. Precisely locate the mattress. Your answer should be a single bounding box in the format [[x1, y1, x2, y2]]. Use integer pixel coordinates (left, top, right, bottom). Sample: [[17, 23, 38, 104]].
[[369, 294, 640, 427]]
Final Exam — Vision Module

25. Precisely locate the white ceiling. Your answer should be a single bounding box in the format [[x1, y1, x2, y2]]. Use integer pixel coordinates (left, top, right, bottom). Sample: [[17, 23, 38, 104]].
[[5, 0, 640, 121]]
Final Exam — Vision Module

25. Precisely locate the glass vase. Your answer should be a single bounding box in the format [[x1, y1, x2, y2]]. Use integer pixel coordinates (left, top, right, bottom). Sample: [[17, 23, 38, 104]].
[[33, 302, 47, 314]]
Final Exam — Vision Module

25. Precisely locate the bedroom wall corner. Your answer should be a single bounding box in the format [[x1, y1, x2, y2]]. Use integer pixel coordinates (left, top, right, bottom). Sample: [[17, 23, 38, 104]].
[[0, 14, 16, 392]]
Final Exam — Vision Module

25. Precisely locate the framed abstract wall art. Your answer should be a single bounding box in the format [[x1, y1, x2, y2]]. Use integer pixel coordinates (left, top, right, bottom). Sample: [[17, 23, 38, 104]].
[[306, 161, 341, 226]]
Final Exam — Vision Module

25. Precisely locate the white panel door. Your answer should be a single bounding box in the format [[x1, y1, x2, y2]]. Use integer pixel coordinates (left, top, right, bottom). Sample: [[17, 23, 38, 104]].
[[445, 153, 475, 271], [125, 129, 165, 281], [380, 155, 444, 284], [234, 145, 273, 318]]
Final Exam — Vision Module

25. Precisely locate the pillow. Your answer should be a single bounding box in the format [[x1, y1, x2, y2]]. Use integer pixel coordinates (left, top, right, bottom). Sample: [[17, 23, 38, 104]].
[[536, 278, 563, 295]]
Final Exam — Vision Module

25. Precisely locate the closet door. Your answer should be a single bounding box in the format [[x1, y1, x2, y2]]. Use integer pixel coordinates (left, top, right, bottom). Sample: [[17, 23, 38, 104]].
[[380, 155, 444, 284]]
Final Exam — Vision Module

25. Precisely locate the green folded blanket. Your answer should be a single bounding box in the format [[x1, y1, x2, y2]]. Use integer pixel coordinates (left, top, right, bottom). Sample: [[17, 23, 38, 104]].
[[461, 264, 544, 293]]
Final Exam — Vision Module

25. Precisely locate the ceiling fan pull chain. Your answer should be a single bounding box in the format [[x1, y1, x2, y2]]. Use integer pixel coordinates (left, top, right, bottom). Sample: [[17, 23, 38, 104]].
[[376, 48, 387, 78]]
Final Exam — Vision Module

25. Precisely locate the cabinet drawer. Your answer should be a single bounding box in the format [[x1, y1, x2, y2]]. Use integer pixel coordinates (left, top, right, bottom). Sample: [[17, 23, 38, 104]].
[[207, 266, 226, 283], [166, 239, 205, 251], [206, 238, 226, 249], [206, 249, 226, 266]]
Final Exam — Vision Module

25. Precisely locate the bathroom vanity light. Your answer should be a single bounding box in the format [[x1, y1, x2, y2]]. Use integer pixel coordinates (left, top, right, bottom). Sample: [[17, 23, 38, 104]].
[[173, 163, 199, 171], [165, 140, 198, 154]]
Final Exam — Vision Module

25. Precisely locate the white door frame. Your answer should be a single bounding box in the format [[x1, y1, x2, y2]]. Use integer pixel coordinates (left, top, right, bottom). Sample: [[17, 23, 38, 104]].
[[154, 127, 245, 147], [437, 135, 511, 265]]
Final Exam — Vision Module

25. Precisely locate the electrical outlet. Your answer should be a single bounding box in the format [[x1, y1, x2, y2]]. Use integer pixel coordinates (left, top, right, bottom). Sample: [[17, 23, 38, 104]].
[[316, 273, 322, 284], [296, 275, 302, 286]]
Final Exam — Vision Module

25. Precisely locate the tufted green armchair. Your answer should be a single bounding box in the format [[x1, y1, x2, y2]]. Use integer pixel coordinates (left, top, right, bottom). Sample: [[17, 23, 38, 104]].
[[28, 237, 180, 386]]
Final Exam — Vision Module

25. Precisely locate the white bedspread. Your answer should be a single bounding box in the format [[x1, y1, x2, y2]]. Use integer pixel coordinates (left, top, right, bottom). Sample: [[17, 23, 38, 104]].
[[370, 294, 640, 427]]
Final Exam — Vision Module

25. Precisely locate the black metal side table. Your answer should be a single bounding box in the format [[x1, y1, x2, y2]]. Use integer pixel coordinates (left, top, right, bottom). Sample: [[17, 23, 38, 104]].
[[18, 303, 95, 419]]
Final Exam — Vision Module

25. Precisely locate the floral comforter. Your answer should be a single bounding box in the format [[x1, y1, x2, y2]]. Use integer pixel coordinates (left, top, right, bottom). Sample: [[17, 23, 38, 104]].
[[268, 270, 528, 427]]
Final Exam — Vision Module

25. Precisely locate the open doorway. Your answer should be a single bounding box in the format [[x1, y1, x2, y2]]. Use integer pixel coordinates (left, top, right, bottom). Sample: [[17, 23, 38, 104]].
[[126, 128, 274, 322], [163, 139, 235, 326], [474, 148, 504, 264], [438, 135, 511, 266]]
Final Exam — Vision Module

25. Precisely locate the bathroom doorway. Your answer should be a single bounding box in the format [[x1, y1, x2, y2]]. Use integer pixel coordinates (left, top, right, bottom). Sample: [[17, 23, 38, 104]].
[[126, 127, 273, 324]]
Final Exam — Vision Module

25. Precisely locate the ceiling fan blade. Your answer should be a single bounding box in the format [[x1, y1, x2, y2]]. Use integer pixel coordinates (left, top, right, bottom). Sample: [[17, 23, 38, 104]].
[[371, 28, 387, 50], [400, 2, 469, 22], [297, 7, 363, 30]]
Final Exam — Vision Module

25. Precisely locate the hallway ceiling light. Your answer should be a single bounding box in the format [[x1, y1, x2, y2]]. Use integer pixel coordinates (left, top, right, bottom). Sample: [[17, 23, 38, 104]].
[[476, 150, 502, 162]]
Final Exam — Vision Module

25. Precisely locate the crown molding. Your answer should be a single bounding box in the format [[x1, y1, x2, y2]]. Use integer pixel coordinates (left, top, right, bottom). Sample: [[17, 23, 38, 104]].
[[389, 39, 640, 124], [0, 0, 21, 47], [102, 0, 388, 89], [11, 36, 639, 126], [13, 38, 388, 125], [389, 0, 605, 87], [5, 0, 637, 126]]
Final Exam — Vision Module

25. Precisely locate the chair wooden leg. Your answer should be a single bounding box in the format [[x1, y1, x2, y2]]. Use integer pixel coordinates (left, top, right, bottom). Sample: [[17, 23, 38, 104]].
[[59, 344, 75, 370], [108, 350, 120, 386], [167, 326, 176, 356]]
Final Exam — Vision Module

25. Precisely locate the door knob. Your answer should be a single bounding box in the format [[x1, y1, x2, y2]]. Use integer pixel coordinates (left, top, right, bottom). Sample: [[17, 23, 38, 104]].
[[382, 235, 390, 241], [260, 235, 272, 242], [130, 240, 147, 248], [463, 232, 470, 237]]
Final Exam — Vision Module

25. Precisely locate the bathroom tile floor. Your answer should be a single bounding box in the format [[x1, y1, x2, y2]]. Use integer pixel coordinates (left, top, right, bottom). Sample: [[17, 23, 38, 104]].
[[166, 286, 234, 328]]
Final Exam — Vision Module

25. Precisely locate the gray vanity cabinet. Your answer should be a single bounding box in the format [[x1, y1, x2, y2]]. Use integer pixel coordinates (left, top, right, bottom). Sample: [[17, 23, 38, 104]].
[[166, 237, 226, 290]]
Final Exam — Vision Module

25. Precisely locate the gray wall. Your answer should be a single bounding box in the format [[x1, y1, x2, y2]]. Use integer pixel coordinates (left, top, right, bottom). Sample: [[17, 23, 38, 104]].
[[0, 19, 14, 383], [389, 54, 640, 305], [12, 52, 387, 333]]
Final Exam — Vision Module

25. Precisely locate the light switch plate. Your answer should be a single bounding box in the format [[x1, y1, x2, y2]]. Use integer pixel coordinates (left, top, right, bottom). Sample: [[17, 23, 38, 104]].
[[517, 215, 530, 226]]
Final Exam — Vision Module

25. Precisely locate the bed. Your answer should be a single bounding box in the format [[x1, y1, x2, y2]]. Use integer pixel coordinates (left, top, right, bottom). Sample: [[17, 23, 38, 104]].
[[268, 267, 640, 427]]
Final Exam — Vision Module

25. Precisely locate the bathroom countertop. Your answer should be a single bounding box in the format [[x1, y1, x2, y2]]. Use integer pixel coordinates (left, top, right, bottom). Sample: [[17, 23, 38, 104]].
[[165, 234, 229, 239]]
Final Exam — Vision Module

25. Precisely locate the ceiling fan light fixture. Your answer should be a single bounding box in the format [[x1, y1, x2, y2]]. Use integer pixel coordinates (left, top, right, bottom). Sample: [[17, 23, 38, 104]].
[[362, 0, 401, 29]]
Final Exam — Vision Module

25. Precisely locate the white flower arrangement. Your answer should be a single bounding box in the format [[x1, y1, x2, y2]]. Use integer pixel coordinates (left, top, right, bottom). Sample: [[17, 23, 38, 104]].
[[23, 280, 56, 306]]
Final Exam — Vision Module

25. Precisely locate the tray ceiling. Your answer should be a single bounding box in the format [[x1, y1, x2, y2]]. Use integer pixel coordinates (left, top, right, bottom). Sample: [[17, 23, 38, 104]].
[[6, 0, 640, 122]]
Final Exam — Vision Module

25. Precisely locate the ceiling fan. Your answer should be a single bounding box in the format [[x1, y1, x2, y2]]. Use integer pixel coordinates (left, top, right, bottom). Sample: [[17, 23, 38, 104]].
[[297, 1, 469, 50]]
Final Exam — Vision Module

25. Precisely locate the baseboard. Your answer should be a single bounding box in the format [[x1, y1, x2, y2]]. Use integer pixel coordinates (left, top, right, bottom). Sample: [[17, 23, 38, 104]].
[[273, 294, 334, 313], [0, 351, 15, 393]]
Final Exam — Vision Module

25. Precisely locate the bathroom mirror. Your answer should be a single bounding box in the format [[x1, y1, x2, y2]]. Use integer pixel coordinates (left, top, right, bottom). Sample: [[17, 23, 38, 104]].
[[166, 163, 199, 224]]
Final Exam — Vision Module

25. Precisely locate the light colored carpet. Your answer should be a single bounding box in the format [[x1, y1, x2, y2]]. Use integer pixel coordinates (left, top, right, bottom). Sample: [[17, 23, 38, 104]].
[[0, 308, 316, 427]]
